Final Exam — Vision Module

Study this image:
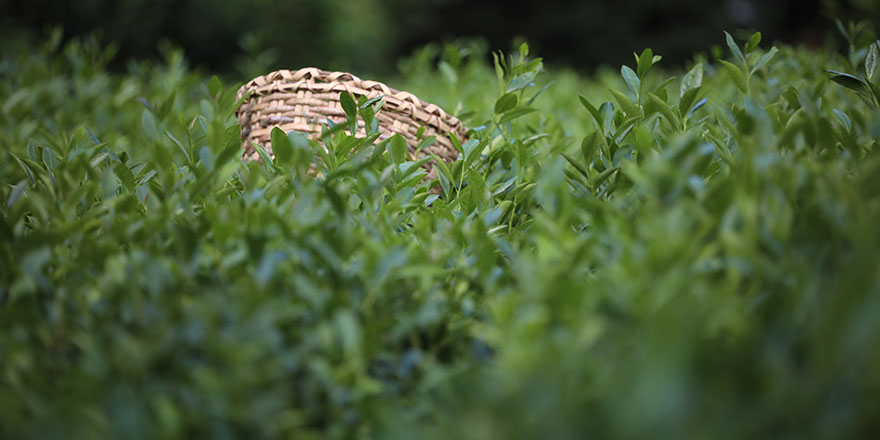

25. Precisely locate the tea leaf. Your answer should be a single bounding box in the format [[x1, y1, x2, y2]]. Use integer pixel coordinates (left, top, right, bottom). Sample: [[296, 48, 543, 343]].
[[680, 63, 703, 97], [621, 65, 641, 95], [389, 133, 407, 165], [724, 31, 746, 64], [720, 60, 748, 94]]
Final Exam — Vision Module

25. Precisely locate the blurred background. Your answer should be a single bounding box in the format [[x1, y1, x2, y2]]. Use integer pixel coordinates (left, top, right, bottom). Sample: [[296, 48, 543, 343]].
[[1, 0, 878, 78]]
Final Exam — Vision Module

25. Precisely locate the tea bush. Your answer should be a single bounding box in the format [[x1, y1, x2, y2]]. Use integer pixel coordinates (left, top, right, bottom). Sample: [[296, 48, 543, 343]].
[[2, 26, 880, 439]]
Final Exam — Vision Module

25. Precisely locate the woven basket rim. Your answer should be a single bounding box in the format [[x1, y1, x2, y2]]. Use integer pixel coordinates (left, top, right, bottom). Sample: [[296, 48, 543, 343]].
[[235, 67, 467, 133]]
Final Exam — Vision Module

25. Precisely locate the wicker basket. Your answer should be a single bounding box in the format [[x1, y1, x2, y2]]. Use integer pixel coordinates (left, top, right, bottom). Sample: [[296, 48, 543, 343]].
[[235, 68, 468, 171]]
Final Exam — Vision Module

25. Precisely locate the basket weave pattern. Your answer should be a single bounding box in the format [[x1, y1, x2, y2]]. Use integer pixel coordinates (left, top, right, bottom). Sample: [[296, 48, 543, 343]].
[[235, 68, 467, 166]]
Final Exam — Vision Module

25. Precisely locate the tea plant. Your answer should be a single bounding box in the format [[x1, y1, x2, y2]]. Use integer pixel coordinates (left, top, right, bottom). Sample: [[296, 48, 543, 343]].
[[2, 27, 880, 440]]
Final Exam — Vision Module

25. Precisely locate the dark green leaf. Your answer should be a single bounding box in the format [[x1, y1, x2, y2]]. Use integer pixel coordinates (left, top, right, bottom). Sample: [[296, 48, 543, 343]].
[[389, 133, 407, 165], [340, 91, 358, 121], [270, 127, 294, 165], [636, 48, 653, 79]]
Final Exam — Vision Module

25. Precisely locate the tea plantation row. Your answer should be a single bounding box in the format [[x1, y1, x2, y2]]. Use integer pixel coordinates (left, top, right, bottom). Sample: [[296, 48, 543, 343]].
[[2, 28, 880, 438]]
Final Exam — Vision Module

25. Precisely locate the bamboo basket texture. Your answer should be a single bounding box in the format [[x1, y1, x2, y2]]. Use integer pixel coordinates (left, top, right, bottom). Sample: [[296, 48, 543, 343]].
[[235, 68, 468, 171]]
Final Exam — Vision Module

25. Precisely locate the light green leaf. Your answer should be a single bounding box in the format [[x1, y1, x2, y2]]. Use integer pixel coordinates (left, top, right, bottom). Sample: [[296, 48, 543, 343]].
[[142, 109, 158, 141], [866, 42, 879, 80], [208, 75, 223, 98], [199, 146, 215, 172], [621, 65, 641, 95], [498, 106, 539, 124], [680, 63, 703, 97], [724, 31, 746, 65], [6, 180, 26, 209], [750, 47, 779, 76], [494, 93, 518, 114], [506, 71, 537, 93], [746, 32, 762, 53]]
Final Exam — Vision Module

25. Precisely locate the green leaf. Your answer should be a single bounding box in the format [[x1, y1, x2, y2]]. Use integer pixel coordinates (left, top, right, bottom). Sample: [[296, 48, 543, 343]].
[[609, 89, 639, 116], [866, 42, 879, 81], [114, 162, 136, 191], [270, 127, 294, 165], [581, 131, 600, 165], [165, 130, 191, 162], [562, 152, 589, 180], [527, 80, 555, 105], [579, 95, 603, 129], [6, 180, 26, 210], [686, 98, 708, 119], [358, 94, 385, 110], [41, 147, 58, 171], [142, 109, 158, 141], [719, 60, 748, 94], [724, 31, 746, 65], [208, 75, 223, 99], [86, 128, 101, 145], [388, 133, 407, 165], [680, 88, 701, 115], [417, 135, 436, 152], [826, 71, 874, 107], [250, 141, 275, 171], [750, 47, 779, 75], [833, 109, 852, 132], [636, 48, 654, 79], [101, 169, 119, 200], [429, 153, 454, 194], [449, 132, 463, 154], [340, 91, 357, 121], [647, 93, 677, 127], [621, 65, 641, 95], [746, 32, 762, 53], [199, 145, 215, 172], [498, 106, 539, 124], [492, 51, 505, 91], [680, 63, 703, 97], [592, 166, 619, 187], [494, 93, 518, 114], [506, 71, 537, 93]]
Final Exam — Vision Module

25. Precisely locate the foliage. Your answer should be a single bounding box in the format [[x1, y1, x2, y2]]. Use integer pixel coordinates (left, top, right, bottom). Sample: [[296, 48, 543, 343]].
[[2, 27, 880, 439]]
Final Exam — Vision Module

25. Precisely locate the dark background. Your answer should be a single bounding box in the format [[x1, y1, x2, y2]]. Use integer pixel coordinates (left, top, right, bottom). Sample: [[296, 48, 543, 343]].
[[1, 0, 877, 76]]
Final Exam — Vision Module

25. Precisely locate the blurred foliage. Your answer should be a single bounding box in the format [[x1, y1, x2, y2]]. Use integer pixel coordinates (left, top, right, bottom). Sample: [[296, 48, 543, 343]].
[[3, 0, 880, 76], [3, 21, 880, 439]]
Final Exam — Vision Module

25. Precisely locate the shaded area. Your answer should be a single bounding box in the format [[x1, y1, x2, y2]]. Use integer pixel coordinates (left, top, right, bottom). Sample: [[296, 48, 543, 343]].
[[2, 0, 877, 75]]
